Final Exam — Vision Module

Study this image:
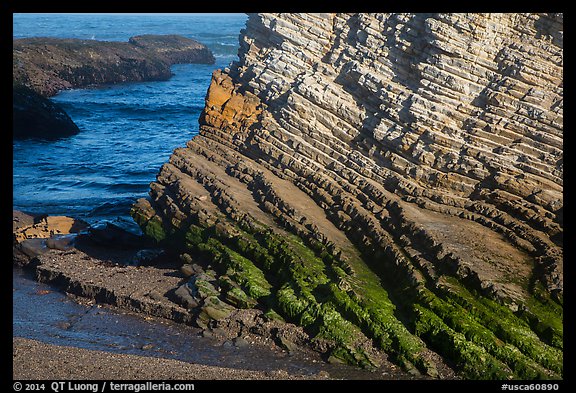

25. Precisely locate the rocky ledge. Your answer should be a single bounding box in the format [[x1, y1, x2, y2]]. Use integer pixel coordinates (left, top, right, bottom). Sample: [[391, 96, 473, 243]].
[[13, 34, 214, 139], [132, 13, 563, 379]]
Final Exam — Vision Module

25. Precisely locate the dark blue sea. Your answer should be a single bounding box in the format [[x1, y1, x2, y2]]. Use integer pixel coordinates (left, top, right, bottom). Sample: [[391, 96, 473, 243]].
[[13, 13, 248, 231]]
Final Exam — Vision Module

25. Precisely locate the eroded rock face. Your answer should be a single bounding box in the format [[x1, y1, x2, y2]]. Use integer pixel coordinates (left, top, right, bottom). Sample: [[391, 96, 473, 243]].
[[133, 13, 563, 379]]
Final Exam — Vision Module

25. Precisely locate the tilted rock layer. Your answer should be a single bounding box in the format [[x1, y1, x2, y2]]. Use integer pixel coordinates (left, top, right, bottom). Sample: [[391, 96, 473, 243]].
[[133, 13, 563, 379]]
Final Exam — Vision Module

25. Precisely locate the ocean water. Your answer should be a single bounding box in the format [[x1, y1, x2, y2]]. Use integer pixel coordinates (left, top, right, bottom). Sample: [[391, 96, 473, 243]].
[[12, 13, 248, 230]]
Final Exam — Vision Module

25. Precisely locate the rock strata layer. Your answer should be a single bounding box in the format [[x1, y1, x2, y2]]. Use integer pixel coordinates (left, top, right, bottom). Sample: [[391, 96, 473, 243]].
[[133, 13, 563, 379]]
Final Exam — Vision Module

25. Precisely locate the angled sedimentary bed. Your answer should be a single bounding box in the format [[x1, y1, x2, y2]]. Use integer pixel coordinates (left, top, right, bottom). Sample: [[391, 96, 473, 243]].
[[132, 13, 563, 379]]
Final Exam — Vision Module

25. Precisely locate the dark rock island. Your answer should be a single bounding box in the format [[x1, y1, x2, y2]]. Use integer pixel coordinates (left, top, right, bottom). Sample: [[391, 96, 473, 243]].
[[13, 84, 80, 139], [13, 34, 215, 97], [13, 35, 214, 139]]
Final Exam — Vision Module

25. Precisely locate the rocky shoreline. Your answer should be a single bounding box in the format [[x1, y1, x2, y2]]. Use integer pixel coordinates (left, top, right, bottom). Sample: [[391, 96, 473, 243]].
[[12, 13, 563, 380], [13, 210, 428, 380]]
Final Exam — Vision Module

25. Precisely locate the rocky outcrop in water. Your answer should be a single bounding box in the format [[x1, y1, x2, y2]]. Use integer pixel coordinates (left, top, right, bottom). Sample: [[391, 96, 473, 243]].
[[13, 84, 80, 139], [13, 34, 214, 139], [132, 13, 563, 379], [13, 35, 215, 97], [128, 35, 215, 65]]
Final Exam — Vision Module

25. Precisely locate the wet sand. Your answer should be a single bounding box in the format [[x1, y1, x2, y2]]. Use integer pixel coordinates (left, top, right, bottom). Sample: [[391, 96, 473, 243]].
[[13, 337, 323, 380]]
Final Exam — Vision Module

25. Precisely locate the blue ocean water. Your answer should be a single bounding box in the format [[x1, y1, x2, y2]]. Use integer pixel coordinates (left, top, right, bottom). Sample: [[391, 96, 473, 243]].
[[12, 13, 248, 229]]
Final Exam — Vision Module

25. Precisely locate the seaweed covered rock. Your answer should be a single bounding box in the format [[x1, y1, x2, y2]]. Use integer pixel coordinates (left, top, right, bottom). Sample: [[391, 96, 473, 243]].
[[133, 13, 563, 379]]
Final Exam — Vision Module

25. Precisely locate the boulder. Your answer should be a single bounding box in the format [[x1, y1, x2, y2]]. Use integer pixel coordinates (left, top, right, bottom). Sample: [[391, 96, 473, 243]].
[[189, 273, 220, 299], [19, 238, 48, 258], [84, 222, 148, 249], [174, 284, 199, 309], [13, 211, 87, 263], [196, 296, 236, 328], [13, 212, 88, 244], [45, 234, 77, 251], [180, 263, 204, 277]]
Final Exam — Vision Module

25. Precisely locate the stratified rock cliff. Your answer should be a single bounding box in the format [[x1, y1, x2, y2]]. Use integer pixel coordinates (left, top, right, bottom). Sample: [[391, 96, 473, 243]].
[[132, 13, 563, 379]]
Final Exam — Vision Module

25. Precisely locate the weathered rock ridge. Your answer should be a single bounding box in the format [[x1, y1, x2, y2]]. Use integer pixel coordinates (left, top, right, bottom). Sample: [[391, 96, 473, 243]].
[[133, 13, 563, 379], [13, 35, 215, 97]]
